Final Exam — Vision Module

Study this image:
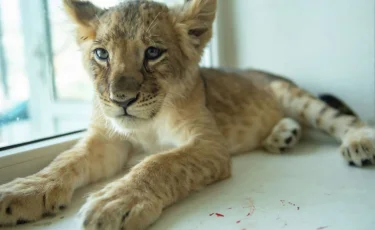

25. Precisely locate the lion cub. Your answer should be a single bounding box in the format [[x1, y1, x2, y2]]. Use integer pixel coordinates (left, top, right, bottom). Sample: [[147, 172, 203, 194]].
[[0, 0, 374, 229]]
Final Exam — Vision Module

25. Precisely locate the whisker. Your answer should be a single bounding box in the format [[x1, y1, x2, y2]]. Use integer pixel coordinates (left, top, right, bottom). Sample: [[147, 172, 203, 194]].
[[146, 12, 162, 33]]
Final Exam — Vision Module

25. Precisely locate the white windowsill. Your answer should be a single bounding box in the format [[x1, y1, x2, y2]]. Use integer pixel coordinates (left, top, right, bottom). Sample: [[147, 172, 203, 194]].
[[1, 137, 374, 230], [0, 133, 83, 184]]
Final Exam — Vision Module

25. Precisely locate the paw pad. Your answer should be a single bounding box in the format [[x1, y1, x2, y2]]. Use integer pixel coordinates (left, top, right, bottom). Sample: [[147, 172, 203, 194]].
[[5, 207, 12, 215], [16, 219, 29, 225], [0, 178, 72, 226], [340, 127, 375, 167], [263, 118, 302, 154], [285, 137, 293, 145]]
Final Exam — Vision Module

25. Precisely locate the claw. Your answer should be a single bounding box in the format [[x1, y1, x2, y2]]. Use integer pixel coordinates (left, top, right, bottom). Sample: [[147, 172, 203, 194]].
[[5, 206, 12, 215], [16, 219, 30, 225], [361, 159, 373, 166]]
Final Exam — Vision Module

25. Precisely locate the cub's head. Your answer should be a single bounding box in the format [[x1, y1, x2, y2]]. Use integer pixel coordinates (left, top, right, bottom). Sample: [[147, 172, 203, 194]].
[[64, 0, 216, 130]]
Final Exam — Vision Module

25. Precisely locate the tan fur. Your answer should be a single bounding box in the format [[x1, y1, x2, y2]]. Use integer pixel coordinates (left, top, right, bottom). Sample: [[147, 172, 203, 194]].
[[0, 0, 374, 229]]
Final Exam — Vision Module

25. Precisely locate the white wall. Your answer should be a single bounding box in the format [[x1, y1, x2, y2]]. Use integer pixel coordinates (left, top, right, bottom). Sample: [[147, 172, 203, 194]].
[[215, 0, 375, 122]]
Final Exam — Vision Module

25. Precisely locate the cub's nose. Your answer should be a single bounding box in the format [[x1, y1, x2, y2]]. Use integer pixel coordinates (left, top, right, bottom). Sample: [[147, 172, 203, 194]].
[[111, 93, 139, 112], [109, 76, 141, 112]]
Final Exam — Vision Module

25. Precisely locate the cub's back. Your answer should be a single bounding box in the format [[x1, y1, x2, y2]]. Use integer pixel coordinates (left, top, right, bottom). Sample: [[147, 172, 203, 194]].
[[200, 68, 285, 153]]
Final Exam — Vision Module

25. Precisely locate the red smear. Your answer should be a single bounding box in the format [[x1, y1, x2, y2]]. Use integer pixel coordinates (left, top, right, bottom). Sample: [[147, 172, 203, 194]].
[[209, 213, 214, 216], [247, 209, 255, 216], [243, 198, 256, 217], [236, 220, 241, 224], [297, 207, 300, 210], [215, 213, 224, 217], [317, 227, 329, 230], [246, 205, 256, 216]]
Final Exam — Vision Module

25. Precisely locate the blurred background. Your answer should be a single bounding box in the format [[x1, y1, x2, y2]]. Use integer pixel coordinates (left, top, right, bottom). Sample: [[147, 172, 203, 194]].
[[0, 0, 373, 149]]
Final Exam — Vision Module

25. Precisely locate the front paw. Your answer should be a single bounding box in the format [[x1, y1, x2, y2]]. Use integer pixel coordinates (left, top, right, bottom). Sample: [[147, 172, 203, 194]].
[[340, 127, 375, 166], [0, 175, 73, 226], [81, 182, 162, 230]]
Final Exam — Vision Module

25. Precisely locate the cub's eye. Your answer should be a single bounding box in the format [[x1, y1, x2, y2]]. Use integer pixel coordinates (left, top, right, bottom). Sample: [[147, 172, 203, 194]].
[[145, 47, 163, 60], [94, 48, 109, 61]]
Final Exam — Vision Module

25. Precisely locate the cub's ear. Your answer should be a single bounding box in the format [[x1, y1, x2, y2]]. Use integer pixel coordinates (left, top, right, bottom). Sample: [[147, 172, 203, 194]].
[[175, 0, 216, 58], [63, 0, 104, 43]]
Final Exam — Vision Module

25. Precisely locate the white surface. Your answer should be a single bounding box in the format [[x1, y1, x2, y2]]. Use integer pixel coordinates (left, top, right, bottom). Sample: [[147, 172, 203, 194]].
[[0, 133, 81, 184], [215, 0, 375, 121], [4, 136, 375, 230]]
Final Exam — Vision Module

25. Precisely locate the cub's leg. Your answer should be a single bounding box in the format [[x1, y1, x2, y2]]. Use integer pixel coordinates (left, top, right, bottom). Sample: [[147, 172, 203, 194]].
[[263, 117, 302, 154], [79, 119, 231, 230], [0, 129, 131, 226], [270, 81, 375, 166]]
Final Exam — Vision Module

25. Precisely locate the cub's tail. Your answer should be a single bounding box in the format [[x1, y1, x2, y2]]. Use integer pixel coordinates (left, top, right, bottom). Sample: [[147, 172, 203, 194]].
[[269, 81, 364, 142], [318, 94, 357, 117]]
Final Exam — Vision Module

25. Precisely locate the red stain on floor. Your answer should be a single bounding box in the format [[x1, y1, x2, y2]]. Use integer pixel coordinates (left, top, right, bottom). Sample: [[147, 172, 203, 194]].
[[317, 226, 329, 230], [247, 207, 256, 216], [236, 220, 241, 224], [215, 213, 224, 217], [245, 198, 256, 216]]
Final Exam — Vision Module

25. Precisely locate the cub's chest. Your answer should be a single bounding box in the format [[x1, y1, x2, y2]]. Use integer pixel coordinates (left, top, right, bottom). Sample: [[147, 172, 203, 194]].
[[128, 127, 179, 154]]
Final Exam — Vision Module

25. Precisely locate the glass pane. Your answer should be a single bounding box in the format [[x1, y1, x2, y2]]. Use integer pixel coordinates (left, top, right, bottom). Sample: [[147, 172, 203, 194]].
[[48, 1, 91, 101], [161, 0, 182, 5], [0, 0, 122, 149], [0, 0, 30, 148]]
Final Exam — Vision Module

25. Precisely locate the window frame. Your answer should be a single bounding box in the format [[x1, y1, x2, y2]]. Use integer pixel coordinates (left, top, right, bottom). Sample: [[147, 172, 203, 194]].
[[0, 0, 92, 147], [0, 6, 8, 98], [21, 0, 92, 135], [20, 0, 55, 137]]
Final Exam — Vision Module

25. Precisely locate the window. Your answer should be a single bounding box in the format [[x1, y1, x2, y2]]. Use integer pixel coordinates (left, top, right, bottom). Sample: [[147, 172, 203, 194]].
[[0, 0, 213, 150]]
